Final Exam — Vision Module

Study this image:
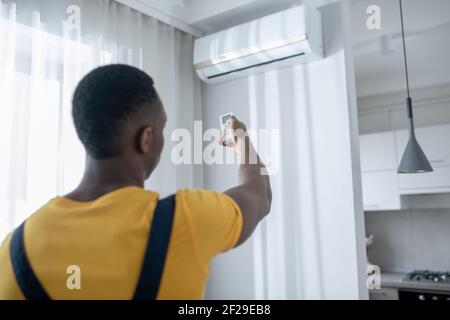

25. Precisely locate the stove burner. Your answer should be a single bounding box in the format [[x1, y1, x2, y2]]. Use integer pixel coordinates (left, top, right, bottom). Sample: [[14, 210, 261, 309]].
[[407, 270, 450, 283]]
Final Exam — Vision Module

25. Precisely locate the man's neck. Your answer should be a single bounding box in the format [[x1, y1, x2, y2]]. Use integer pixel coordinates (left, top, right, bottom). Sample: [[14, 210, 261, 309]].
[[65, 156, 146, 202]]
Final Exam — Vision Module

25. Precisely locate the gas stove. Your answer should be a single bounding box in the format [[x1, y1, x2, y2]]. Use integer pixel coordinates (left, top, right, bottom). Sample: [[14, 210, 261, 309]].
[[405, 270, 450, 284], [399, 270, 450, 301]]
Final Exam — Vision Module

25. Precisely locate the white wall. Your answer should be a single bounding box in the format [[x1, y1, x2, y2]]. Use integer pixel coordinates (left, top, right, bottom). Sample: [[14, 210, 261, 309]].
[[115, 0, 202, 36], [202, 1, 368, 299], [188, 0, 257, 23], [118, 0, 301, 35], [366, 206, 450, 273]]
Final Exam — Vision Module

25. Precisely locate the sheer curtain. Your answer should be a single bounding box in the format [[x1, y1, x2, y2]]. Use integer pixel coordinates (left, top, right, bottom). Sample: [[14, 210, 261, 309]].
[[0, 0, 202, 241]]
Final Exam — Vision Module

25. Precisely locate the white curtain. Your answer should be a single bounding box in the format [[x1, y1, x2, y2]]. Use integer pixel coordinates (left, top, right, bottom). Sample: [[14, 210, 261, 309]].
[[0, 0, 202, 241]]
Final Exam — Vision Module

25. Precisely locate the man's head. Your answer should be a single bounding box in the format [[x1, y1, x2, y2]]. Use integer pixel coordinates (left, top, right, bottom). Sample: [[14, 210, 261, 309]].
[[72, 64, 166, 179]]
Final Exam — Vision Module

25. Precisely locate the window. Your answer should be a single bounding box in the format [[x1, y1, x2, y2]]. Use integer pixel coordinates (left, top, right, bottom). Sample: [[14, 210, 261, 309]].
[[0, 17, 111, 240]]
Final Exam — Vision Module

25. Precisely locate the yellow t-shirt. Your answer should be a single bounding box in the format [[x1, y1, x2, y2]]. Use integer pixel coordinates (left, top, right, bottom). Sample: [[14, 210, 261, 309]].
[[0, 187, 242, 300]]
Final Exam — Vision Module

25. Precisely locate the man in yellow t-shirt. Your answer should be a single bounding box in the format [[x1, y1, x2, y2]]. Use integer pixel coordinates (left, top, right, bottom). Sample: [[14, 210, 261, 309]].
[[0, 64, 272, 300]]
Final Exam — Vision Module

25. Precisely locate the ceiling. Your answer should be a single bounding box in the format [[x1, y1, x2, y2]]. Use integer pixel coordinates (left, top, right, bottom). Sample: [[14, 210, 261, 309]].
[[351, 0, 450, 97]]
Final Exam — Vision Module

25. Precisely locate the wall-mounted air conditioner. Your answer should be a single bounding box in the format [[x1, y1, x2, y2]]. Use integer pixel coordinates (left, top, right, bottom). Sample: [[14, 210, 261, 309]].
[[193, 4, 324, 84]]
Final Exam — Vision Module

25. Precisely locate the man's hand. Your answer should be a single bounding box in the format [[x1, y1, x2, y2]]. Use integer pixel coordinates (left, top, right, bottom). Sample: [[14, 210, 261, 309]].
[[218, 116, 248, 152], [218, 117, 257, 166]]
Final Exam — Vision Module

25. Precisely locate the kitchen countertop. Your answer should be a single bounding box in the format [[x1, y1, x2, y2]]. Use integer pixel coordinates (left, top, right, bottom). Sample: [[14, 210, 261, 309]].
[[382, 272, 450, 292]]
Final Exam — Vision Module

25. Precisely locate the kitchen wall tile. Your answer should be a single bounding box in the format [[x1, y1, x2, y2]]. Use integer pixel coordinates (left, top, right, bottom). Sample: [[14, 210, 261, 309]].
[[365, 208, 450, 272]]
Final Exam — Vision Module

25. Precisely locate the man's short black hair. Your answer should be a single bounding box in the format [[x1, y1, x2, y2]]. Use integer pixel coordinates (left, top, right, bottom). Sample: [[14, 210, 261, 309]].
[[72, 64, 158, 159]]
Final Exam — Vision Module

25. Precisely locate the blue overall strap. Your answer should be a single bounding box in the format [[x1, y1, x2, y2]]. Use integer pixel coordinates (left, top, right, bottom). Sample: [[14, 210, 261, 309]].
[[10, 222, 50, 300], [133, 195, 176, 300]]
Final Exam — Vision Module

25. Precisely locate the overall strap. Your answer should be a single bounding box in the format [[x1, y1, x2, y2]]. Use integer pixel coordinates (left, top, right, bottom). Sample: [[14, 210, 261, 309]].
[[10, 222, 50, 300], [9, 195, 176, 300], [133, 195, 176, 300]]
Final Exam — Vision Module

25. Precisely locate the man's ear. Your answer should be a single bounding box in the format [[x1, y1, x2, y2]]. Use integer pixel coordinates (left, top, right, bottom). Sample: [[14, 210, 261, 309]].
[[138, 126, 153, 154]]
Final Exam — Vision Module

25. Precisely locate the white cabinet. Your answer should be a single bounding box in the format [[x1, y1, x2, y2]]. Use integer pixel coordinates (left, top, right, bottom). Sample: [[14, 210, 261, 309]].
[[359, 132, 401, 211], [360, 124, 450, 210], [369, 287, 399, 300], [396, 124, 450, 167], [361, 171, 402, 211], [396, 124, 450, 194], [398, 167, 450, 194], [360, 132, 397, 172]]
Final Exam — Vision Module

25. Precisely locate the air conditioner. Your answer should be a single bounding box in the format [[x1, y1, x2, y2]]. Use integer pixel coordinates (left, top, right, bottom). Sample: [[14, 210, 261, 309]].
[[193, 4, 324, 84]]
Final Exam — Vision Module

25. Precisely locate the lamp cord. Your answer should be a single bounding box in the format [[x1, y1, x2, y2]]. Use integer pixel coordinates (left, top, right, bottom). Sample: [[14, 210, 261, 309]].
[[399, 0, 411, 98]]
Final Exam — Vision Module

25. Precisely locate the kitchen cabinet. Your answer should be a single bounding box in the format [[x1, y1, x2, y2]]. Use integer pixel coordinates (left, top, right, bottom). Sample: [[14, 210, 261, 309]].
[[398, 167, 450, 195], [360, 131, 397, 172], [361, 171, 401, 211], [359, 132, 401, 211], [396, 124, 450, 194], [369, 287, 399, 300], [360, 124, 450, 210]]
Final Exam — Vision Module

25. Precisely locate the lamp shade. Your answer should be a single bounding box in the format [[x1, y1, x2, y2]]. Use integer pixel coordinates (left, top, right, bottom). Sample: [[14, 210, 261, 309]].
[[398, 133, 433, 174], [397, 98, 433, 173]]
